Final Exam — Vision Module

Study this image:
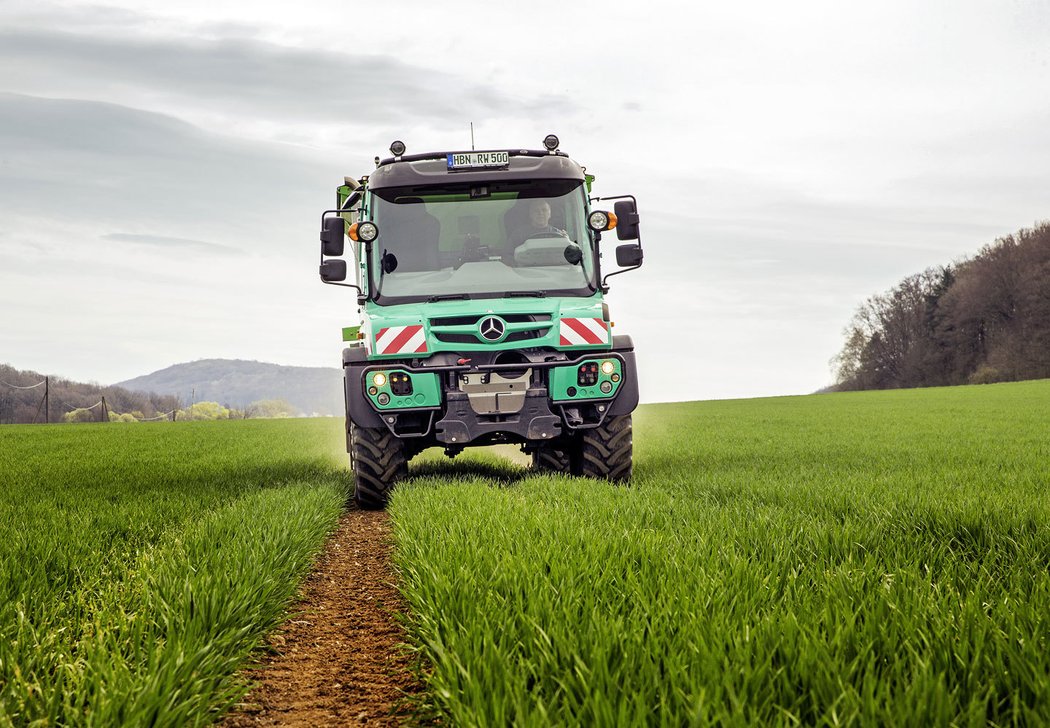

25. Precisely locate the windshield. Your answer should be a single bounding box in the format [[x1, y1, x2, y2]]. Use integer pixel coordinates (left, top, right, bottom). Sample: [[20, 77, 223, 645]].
[[368, 179, 595, 304]]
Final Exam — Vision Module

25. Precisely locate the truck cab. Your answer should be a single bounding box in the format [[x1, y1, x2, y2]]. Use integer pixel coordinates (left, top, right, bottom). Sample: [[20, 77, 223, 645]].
[[319, 136, 644, 508]]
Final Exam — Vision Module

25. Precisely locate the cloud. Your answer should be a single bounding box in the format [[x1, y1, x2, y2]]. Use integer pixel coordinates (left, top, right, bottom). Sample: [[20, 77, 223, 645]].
[[101, 233, 237, 253], [0, 28, 575, 128], [0, 93, 326, 247]]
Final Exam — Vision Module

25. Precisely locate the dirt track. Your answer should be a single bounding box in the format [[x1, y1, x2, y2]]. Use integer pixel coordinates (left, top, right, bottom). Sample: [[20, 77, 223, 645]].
[[224, 509, 420, 727]]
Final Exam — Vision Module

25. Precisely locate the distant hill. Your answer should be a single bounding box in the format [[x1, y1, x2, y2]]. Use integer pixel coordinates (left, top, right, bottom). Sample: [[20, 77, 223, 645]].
[[116, 359, 343, 416]]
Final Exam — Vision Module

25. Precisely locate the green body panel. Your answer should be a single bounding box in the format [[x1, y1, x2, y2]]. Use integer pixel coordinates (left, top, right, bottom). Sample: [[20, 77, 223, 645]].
[[549, 358, 623, 401], [363, 369, 442, 410], [362, 295, 611, 360]]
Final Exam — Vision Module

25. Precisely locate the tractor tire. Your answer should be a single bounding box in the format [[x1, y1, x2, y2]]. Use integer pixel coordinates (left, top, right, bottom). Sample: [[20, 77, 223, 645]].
[[532, 441, 574, 473], [350, 423, 407, 509], [579, 414, 633, 482]]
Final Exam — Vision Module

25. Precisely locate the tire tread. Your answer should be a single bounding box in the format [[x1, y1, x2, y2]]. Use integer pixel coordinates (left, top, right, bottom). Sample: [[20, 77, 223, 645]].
[[579, 414, 633, 481], [351, 424, 407, 509]]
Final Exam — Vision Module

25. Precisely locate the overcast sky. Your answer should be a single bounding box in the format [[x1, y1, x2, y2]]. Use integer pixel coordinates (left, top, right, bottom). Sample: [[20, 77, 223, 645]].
[[1, 0, 1048, 402]]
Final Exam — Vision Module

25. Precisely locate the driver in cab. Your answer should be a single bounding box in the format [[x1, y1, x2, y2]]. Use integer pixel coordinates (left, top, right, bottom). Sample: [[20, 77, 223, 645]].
[[506, 199, 568, 260]]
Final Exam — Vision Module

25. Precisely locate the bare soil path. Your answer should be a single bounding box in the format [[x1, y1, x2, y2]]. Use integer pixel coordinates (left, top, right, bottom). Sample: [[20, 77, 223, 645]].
[[224, 509, 421, 727]]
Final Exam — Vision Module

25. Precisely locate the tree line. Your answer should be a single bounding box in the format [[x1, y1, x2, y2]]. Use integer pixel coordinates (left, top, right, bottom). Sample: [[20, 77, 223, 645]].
[[0, 364, 300, 424], [0, 364, 180, 424], [832, 221, 1050, 390]]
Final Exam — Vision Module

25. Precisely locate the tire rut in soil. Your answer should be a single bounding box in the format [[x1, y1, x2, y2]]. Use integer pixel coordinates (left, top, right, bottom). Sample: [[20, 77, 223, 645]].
[[223, 509, 419, 727]]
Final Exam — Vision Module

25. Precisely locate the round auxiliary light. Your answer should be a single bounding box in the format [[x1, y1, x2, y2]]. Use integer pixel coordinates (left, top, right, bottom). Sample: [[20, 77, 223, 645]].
[[357, 221, 379, 243], [372, 372, 387, 388], [601, 360, 615, 375], [588, 211, 609, 231], [377, 393, 390, 405], [543, 134, 560, 151], [390, 140, 406, 156], [600, 381, 613, 394]]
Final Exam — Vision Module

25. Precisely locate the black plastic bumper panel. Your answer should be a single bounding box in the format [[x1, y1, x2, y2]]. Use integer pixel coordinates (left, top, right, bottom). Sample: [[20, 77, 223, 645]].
[[434, 388, 561, 445], [342, 336, 639, 447]]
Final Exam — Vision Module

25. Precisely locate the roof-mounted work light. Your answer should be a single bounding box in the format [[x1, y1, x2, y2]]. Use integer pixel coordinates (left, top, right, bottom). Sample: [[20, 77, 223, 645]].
[[543, 134, 560, 152], [390, 140, 407, 157]]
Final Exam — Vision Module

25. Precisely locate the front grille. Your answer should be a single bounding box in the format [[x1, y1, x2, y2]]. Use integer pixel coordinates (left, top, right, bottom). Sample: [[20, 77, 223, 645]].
[[429, 315, 477, 326], [433, 329, 546, 344], [429, 312, 552, 345], [429, 313, 552, 326], [506, 330, 543, 343], [504, 313, 552, 323], [432, 332, 478, 344]]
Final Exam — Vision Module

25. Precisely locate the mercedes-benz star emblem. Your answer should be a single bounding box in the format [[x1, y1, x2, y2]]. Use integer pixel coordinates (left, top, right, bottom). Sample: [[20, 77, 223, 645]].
[[479, 316, 506, 342]]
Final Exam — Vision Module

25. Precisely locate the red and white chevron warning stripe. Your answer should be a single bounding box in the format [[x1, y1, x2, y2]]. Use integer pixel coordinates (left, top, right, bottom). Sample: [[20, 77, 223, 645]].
[[375, 325, 428, 355], [559, 317, 608, 346]]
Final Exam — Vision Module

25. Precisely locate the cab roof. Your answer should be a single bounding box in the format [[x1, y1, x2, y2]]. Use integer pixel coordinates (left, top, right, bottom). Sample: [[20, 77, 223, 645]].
[[368, 149, 585, 189]]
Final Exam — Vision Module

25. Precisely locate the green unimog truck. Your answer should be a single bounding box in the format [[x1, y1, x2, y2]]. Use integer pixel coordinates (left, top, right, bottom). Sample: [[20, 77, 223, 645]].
[[318, 135, 644, 508]]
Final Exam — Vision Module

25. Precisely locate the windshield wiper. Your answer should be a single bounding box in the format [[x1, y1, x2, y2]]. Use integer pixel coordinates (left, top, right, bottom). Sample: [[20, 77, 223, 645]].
[[506, 290, 547, 298], [426, 293, 471, 303]]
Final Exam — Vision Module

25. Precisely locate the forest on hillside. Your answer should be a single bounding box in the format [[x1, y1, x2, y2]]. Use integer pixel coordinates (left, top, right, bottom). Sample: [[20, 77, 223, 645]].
[[0, 365, 180, 424], [832, 222, 1050, 390], [0, 364, 302, 425]]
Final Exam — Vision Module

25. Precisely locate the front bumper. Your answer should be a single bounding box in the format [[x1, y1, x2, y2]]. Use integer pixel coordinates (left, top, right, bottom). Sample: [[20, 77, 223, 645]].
[[342, 338, 639, 446]]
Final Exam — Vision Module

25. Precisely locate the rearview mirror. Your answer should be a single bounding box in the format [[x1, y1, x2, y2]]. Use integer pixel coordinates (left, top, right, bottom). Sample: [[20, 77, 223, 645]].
[[319, 259, 347, 282], [320, 217, 345, 257], [615, 244, 643, 267], [564, 243, 583, 265], [613, 200, 640, 241]]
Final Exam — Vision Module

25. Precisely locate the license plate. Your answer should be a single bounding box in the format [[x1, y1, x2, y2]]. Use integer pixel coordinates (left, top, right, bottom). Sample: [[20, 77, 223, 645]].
[[447, 151, 510, 170]]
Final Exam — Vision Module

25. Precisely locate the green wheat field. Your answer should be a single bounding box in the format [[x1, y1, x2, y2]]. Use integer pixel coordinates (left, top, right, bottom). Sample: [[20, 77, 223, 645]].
[[2, 381, 1048, 726]]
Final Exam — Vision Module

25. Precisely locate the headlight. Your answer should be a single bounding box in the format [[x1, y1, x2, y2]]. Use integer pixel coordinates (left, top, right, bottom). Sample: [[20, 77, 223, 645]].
[[588, 210, 618, 232], [372, 372, 387, 388], [357, 221, 379, 242], [600, 360, 615, 375]]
